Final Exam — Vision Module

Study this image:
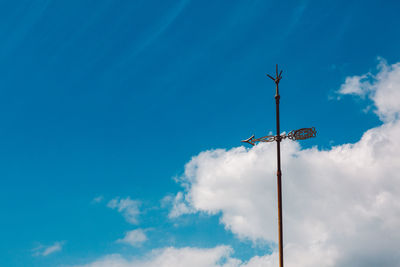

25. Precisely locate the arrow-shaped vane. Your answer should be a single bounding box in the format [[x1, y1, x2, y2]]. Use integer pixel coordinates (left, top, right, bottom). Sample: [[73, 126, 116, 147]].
[[242, 127, 316, 146]]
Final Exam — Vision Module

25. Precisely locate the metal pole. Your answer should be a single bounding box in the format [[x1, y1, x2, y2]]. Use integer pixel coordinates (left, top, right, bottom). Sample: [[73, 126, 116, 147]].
[[242, 65, 316, 267], [274, 65, 284, 267]]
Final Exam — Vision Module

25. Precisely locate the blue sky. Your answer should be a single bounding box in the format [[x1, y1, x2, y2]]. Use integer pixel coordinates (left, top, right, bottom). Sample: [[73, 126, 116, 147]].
[[1, 1, 400, 266]]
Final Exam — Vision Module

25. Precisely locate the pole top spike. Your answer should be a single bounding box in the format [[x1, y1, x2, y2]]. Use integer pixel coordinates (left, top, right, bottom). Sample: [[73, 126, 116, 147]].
[[267, 65, 283, 85]]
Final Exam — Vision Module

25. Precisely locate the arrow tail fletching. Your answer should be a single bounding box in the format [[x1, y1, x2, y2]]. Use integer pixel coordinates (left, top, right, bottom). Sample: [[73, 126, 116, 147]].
[[289, 127, 317, 140]]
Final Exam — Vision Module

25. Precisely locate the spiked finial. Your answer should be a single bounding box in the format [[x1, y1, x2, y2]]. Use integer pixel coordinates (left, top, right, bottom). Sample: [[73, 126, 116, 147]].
[[266, 64, 283, 84]]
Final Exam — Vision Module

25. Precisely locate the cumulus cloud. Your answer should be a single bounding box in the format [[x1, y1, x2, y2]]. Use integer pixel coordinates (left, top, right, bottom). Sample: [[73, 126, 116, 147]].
[[116, 229, 148, 247], [32, 241, 64, 257], [167, 59, 400, 266], [72, 244, 337, 267], [73, 246, 240, 267], [108, 197, 141, 224]]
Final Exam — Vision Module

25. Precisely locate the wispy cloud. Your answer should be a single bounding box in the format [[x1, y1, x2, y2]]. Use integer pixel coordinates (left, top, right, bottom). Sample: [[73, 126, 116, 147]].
[[163, 192, 195, 218], [116, 229, 148, 247], [107, 197, 141, 224], [32, 241, 64, 257], [91, 195, 104, 204], [337, 74, 370, 96]]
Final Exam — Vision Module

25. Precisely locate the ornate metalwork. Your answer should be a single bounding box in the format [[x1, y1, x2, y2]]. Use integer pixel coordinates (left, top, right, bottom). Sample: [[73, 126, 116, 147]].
[[241, 134, 276, 146], [242, 127, 316, 146], [287, 127, 316, 141]]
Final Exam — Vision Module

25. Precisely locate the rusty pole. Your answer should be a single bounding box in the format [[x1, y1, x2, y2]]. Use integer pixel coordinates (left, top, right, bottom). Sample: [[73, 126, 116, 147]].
[[273, 64, 284, 267], [242, 65, 317, 267], [264, 64, 285, 267]]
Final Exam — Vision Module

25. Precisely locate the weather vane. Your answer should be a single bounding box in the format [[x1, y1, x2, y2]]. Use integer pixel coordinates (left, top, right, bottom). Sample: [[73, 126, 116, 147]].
[[241, 65, 316, 267]]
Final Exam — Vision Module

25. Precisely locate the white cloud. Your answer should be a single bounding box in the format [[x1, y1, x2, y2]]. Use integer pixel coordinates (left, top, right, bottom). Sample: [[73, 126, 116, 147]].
[[116, 229, 148, 247], [32, 241, 64, 257], [107, 197, 141, 224], [73, 246, 240, 267], [166, 59, 400, 266], [164, 191, 196, 218], [338, 74, 370, 96], [338, 57, 400, 122], [71, 245, 336, 267]]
